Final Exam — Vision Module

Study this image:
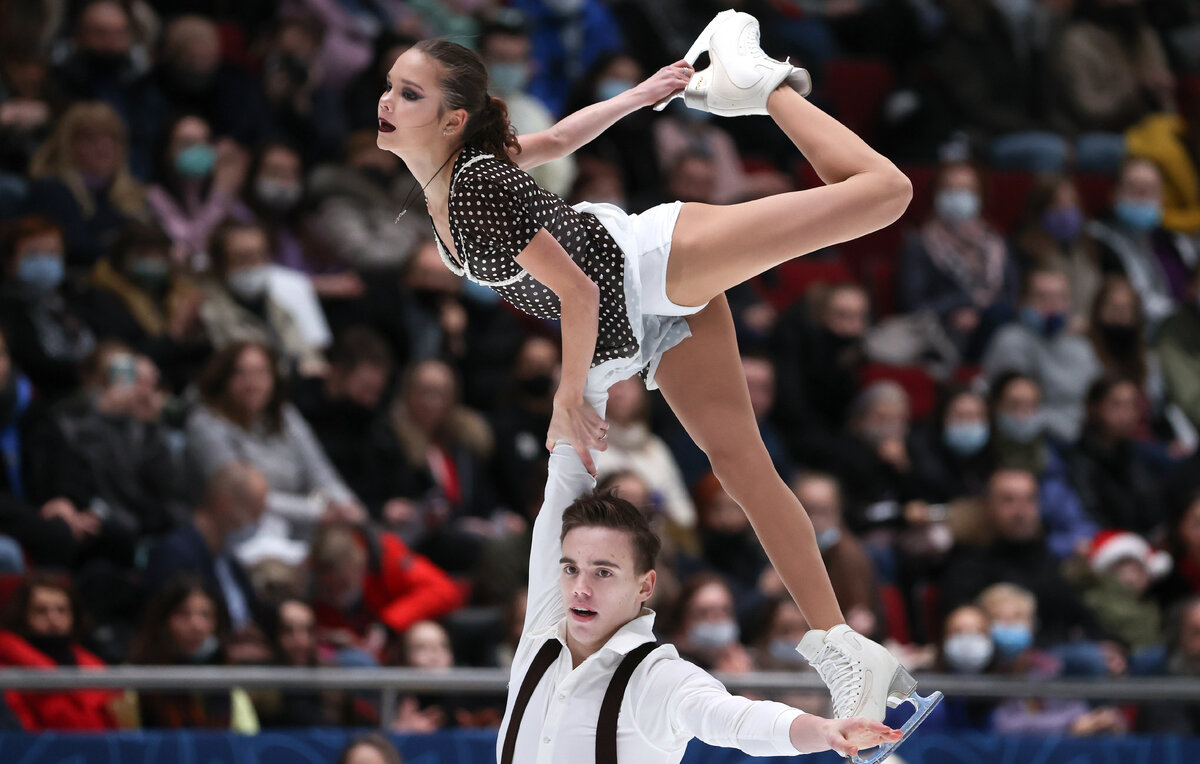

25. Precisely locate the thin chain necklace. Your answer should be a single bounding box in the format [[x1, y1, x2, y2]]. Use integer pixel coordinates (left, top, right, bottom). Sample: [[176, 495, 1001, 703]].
[[394, 148, 458, 222]]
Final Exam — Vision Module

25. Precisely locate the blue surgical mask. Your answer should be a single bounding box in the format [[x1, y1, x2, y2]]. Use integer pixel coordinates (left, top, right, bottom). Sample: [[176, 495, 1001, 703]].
[[596, 77, 635, 102], [225, 518, 260, 553], [990, 622, 1033, 656], [1041, 207, 1083, 243], [1019, 305, 1067, 338], [688, 619, 739, 649], [129, 257, 170, 291], [815, 526, 842, 551], [1114, 200, 1162, 232], [17, 253, 65, 294], [935, 189, 981, 224], [488, 62, 530, 95], [943, 421, 989, 456], [185, 634, 220, 663], [175, 144, 216, 178], [996, 411, 1043, 443], [768, 638, 808, 666], [943, 632, 994, 673]]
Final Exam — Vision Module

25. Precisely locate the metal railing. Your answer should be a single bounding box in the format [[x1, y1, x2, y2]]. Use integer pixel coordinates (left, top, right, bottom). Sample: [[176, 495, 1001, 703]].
[[1, 668, 1197, 728]]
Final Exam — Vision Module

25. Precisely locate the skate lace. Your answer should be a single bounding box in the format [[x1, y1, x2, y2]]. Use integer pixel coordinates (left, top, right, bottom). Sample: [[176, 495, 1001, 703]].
[[738, 23, 767, 59], [812, 641, 863, 718]]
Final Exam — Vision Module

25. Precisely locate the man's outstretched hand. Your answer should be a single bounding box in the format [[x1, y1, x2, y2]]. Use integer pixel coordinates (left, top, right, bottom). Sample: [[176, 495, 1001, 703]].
[[790, 713, 903, 756]]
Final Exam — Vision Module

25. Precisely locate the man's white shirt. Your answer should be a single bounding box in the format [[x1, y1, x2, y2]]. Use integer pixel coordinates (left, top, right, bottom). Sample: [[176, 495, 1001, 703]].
[[496, 438, 805, 764]]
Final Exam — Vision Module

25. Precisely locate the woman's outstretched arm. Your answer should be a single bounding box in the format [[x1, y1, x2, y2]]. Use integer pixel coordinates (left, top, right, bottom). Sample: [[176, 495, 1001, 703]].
[[514, 62, 692, 170]]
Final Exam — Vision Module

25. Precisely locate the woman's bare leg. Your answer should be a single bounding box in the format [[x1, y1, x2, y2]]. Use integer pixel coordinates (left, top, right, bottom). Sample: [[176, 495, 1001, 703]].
[[654, 295, 845, 630], [664, 86, 911, 309]]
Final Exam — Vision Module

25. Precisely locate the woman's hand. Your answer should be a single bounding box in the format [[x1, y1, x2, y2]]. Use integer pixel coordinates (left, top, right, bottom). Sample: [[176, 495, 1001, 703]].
[[631, 60, 694, 110], [546, 397, 609, 477]]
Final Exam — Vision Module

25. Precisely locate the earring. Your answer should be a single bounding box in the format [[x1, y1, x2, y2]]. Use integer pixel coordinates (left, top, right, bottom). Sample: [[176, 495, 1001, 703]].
[[443, 128, 453, 137]]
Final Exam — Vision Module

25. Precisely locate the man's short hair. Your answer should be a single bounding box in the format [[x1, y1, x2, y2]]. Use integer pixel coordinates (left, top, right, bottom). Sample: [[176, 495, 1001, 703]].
[[561, 493, 661, 574]]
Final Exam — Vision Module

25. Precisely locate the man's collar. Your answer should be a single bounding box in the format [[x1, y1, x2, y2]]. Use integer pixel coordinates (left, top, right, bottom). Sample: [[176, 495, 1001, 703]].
[[528, 608, 658, 657]]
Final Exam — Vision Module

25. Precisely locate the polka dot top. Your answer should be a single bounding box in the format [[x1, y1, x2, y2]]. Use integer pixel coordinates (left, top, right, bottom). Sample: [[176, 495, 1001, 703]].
[[431, 144, 639, 367]]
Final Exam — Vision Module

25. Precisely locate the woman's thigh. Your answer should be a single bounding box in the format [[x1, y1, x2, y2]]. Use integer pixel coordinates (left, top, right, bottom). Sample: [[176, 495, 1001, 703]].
[[653, 295, 773, 480]]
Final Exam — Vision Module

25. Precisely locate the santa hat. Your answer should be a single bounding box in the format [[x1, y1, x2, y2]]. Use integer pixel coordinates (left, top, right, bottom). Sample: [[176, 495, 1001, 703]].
[[1088, 530, 1172, 580]]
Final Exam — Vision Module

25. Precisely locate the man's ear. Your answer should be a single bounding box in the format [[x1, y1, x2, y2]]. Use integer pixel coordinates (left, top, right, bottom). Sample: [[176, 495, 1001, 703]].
[[637, 569, 656, 604]]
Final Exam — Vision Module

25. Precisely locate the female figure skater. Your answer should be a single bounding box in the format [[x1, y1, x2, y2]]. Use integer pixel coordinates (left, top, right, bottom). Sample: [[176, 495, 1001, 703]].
[[376, 9, 938, 755]]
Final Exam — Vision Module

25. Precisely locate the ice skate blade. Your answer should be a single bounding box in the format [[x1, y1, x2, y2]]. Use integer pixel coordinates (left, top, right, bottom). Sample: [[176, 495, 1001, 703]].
[[653, 9, 735, 111], [849, 690, 943, 764]]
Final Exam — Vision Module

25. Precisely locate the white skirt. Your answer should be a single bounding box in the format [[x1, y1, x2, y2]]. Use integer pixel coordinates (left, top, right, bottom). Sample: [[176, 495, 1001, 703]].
[[573, 200, 708, 395]]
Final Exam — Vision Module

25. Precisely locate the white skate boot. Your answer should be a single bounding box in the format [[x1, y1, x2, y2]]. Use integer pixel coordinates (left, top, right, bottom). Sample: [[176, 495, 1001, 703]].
[[654, 9, 811, 117], [798, 625, 943, 764]]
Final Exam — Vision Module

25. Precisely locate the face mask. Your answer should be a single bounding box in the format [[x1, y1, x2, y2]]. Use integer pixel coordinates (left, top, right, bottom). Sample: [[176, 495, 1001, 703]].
[[543, 0, 586, 15], [519, 374, 554, 398], [185, 634, 220, 663], [1114, 200, 1162, 232], [990, 622, 1033, 656], [17, 253, 65, 294], [815, 526, 842, 551], [175, 144, 216, 178], [994, 0, 1035, 21], [225, 518, 259, 552], [128, 257, 170, 292], [768, 638, 808, 666], [944, 421, 990, 456], [935, 189, 981, 224], [1019, 305, 1067, 339], [943, 632, 994, 673], [996, 411, 1043, 444], [84, 50, 129, 75], [1041, 207, 1083, 244], [688, 619, 739, 650], [596, 77, 635, 102], [168, 66, 217, 94], [489, 62, 530, 95], [227, 265, 270, 301], [255, 178, 302, 211], [1097, 323, 1139, 354]]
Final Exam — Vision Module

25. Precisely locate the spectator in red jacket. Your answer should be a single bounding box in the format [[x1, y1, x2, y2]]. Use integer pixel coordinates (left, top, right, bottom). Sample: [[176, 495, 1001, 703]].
[[0, 572, 119, 731], [310, 523, 463, 664]]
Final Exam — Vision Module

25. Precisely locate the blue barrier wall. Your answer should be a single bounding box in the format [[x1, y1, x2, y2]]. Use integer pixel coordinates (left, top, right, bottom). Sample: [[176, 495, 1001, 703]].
[[1, 729, 1198, 764]]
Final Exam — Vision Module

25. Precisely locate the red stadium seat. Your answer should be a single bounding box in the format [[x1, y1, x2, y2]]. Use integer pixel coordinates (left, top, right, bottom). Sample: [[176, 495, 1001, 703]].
[[1075, 172, 1116, 219], [755, 259, 856, 310], [878, 582, 912, 645], [984, 170, 1037, 235], [826, 59, 896, 145], [0, 572, 24, 609]]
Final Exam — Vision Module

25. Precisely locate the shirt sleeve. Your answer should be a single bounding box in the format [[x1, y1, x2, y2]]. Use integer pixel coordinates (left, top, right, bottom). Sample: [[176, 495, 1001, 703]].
[[458, 170, 542, 261], [523, 442, 596, 635], [631, 651, 803, 757]]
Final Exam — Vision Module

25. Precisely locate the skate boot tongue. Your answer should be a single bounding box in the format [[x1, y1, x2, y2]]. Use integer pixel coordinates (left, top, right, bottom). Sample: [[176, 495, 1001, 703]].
[[796, 628, 827, 661]]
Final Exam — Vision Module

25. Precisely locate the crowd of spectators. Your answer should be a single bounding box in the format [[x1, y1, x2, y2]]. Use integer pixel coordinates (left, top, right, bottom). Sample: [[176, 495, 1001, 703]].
[[1, 0, 1200, 740]]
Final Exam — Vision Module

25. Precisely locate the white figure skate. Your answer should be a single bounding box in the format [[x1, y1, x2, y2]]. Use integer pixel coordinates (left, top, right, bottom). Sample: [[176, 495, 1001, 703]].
[[654, 9, 811, 117], [799, 624, 943, 764]]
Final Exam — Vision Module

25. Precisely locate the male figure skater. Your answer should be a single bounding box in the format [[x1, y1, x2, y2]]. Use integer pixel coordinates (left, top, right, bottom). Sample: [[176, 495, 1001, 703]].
[[496, 432, 903, 764]]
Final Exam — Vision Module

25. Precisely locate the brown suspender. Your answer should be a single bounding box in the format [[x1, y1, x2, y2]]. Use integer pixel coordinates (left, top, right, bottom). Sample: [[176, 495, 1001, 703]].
[[500, 639, 561, 764], [500, 638, 659, 764], [595, 641, 659, 764]]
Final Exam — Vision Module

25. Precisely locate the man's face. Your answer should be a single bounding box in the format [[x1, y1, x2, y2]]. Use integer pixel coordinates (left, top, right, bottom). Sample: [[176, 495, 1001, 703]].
[[1025, 271, 1072, 316], [27, 587, 72, 637], [559, 527, 654, 655], [823, 287, 869, 338], [986, 470, 1041, 541]]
